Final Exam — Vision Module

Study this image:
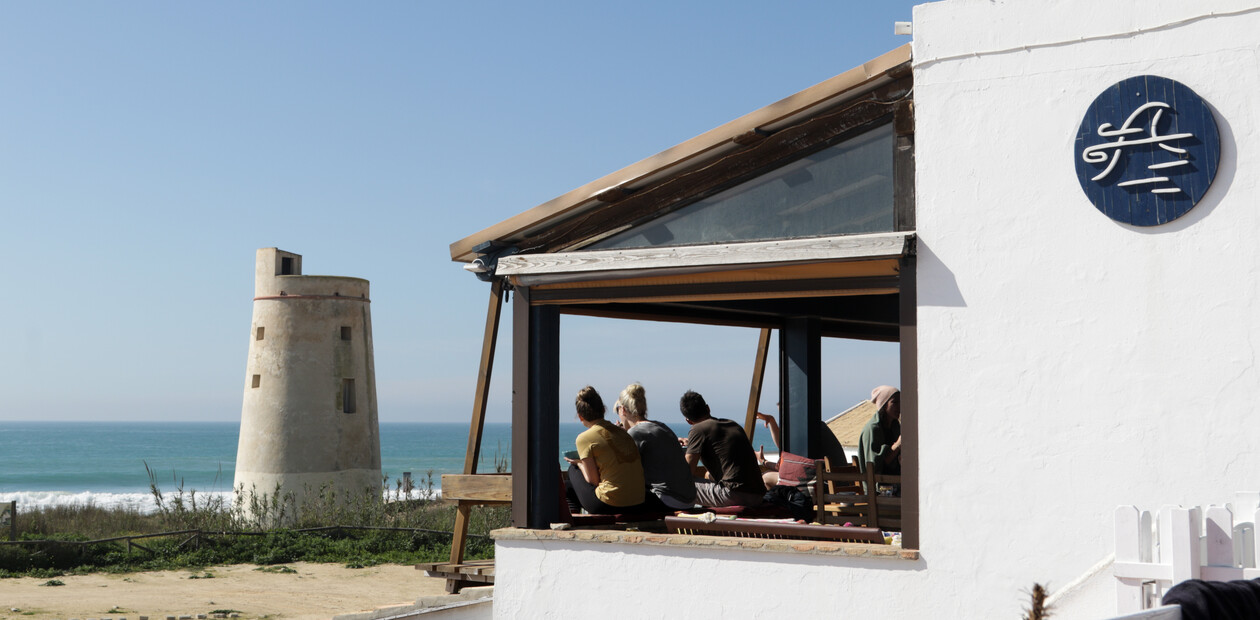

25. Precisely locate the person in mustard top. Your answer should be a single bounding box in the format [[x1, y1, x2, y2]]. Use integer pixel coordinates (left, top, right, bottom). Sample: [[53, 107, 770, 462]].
[[563, 386, 647, 514]]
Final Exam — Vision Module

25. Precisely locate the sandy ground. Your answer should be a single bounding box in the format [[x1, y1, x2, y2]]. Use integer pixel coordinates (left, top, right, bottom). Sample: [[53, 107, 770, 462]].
[[0, 563, 453, 620]]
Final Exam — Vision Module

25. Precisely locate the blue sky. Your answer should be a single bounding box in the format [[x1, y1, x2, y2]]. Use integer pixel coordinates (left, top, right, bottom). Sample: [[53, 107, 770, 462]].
[[0, 1, 916, 423]]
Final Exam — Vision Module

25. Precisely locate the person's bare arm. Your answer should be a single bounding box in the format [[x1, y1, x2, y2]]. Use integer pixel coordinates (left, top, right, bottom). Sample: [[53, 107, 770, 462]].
[[685, 452, 707, 479], [884, 436, 902, 466], [564, 455, 601, 485], [755, 412, 782, 451]]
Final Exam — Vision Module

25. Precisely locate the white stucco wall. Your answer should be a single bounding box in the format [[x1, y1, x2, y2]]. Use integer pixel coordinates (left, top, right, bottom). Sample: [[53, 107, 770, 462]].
[[913, 0, 1260, 616], [492, 2, 1260, 617], [494, 539, 926, 619]]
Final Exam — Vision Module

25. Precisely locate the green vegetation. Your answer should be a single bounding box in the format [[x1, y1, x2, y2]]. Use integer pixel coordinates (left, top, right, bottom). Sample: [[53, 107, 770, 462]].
[[253, 565, 297, 574], [0, 470, 510, 578]]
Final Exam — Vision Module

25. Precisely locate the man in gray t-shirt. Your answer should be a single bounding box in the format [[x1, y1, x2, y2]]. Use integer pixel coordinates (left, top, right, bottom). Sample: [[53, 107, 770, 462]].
[[679, 390, 765, 507], [627, 420, 696, 509]]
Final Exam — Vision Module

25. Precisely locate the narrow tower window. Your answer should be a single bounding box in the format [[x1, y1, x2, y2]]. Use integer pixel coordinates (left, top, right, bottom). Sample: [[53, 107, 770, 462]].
[[342, 378, 357, 413], [256, 326, 265, 341], [281, 256, 294, 275], [251, 375, 261, 388], [341, 326, 352, 341]]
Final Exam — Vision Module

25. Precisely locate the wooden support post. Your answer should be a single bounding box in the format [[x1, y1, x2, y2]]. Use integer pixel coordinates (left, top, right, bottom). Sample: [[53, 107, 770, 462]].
[[447, 280, 505, 590], [463, 279, 505, 477], [5, 501, 14, 542], [743, 328, 772, 439]]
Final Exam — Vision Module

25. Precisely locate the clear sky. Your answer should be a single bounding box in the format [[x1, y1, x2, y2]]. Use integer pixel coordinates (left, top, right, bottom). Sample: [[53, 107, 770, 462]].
[[0, 1, 917, 424]]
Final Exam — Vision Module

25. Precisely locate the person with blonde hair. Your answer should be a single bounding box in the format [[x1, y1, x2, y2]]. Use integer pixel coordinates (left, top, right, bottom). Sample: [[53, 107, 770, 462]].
[[563, 386, 647, 514], [615, 383, 695, 510]]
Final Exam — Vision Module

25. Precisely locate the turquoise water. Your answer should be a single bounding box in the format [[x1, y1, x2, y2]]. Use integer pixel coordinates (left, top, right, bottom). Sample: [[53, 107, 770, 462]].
[[0, 422, 514, 509], [0, 421, 690, 510]]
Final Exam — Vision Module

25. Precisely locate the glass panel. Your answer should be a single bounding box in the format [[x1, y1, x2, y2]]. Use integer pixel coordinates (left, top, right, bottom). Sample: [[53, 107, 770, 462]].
[[588, 123, 894, 250]]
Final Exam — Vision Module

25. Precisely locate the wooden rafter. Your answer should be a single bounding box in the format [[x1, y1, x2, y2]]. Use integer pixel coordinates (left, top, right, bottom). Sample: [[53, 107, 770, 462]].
[[744, 328, 772, 440], [441, 278, 505, 594]]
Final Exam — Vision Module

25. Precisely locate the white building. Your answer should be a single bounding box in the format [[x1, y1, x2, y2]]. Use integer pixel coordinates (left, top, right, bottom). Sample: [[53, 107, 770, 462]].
[[449, 1, 1260, 616]]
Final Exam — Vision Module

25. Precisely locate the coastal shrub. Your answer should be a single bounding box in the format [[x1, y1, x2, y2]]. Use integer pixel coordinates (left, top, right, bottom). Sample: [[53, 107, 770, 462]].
[[0, 474, 509, 577], [19, 504, 151, 539]]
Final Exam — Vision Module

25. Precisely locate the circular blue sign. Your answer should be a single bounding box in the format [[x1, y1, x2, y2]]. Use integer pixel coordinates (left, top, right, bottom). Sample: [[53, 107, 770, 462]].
[[1074, 75, 1220, 226]]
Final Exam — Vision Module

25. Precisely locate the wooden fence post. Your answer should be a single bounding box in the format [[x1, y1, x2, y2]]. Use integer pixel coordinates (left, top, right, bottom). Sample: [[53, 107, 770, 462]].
[[1253, 507, 1260, 572], [1114, 505, 1158, 612], [1235, 492, 1260, 568], [1160, 506, 1201, 585], [1205, 506, 1234, 569], [1115, 505, 1144, 613], [5, 501, 14, 542]]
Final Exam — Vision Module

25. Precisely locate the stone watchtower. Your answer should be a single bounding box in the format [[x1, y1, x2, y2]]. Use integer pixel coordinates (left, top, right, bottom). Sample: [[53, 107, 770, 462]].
[[234, 248, 381, 513]]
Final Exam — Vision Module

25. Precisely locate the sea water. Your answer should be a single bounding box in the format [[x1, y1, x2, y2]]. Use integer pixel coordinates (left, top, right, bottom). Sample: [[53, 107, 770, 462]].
[[0, 420, 691, 512], [0, 422, 517, 511]]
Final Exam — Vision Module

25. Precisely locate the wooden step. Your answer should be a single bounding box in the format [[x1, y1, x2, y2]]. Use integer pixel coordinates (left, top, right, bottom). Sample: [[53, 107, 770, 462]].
[[416, 559, 495, 582]]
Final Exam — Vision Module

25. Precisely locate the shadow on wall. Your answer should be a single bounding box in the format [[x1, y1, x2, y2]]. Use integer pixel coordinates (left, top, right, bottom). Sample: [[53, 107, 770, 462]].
[[1127, 101, 1236, 236], [916, 239, 967, 308]]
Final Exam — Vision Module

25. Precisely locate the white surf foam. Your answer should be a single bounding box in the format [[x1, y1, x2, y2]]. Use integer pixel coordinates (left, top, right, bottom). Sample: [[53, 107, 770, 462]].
[[0, 489, 441, 514]]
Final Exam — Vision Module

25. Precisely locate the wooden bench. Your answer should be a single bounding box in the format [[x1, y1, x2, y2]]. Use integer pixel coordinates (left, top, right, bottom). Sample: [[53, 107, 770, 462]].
[[665, 516, 885, 543], [415, 558, 495, 587]]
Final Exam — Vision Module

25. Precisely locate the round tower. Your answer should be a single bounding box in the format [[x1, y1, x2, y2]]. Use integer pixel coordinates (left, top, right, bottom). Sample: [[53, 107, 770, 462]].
[[234, 248, 381, 515]]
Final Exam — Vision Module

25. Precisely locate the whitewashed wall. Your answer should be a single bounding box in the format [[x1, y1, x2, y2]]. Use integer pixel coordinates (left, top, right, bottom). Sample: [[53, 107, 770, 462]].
[[914, 0, 1260, 617], [493, 1, 1260, 617]]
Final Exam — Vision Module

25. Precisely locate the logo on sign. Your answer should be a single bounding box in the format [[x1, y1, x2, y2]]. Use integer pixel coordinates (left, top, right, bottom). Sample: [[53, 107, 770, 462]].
[[1074, 75, 1220, 226]]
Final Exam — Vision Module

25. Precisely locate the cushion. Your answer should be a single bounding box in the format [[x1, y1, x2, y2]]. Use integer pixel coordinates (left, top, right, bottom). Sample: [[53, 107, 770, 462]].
[[775, 451, 817, 487]]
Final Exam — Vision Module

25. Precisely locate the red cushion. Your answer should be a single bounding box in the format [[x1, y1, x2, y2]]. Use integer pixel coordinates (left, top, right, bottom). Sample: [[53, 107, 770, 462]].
[[776, 451, 816, 487]]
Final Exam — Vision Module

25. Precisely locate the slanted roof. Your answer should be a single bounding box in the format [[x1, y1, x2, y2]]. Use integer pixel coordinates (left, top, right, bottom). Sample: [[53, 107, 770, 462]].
[[449, 44, 912, 263], [827, 399, 878, 447]]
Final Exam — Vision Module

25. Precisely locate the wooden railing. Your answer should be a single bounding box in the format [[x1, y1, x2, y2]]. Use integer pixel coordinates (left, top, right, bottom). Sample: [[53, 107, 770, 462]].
[[1114, 492, 1260, 614]]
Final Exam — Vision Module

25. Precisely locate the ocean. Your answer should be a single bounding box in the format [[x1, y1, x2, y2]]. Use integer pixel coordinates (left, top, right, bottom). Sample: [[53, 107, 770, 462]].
[[0, 421, 691, 512]]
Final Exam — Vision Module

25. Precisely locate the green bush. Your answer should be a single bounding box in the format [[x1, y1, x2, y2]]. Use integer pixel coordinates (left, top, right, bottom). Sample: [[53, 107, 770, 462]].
[[0, 505, 507, 576], [0, 468, 508, 577]]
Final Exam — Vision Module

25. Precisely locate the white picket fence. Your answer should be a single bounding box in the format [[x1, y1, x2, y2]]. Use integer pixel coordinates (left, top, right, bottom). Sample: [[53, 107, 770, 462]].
[[1114, 492, 1260, 614]]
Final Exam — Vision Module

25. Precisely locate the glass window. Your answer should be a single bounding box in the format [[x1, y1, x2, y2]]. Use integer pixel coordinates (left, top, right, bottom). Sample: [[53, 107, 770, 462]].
[[588, 123, 894, 250]]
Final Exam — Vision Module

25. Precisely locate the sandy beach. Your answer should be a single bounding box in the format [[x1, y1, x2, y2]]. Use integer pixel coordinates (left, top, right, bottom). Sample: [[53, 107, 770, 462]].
[[0, 563, 454, 620]]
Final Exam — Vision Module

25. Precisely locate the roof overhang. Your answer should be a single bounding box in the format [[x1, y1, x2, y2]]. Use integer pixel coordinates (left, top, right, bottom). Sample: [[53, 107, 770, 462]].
[[449, 44, 913, 263], [497, 231, 914, 288]]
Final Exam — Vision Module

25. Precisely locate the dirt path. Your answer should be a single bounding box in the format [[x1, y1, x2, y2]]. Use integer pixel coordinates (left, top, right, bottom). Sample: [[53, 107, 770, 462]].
[[0, 562, 453, 620]]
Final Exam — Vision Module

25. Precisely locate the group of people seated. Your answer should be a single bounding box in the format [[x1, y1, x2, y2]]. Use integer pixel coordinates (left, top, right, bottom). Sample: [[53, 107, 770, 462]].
[[562, 382, 903, 517]]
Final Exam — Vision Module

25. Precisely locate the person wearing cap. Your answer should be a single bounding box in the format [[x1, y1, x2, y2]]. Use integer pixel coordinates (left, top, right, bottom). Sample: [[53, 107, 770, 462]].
[[858, 385, 901, 475]]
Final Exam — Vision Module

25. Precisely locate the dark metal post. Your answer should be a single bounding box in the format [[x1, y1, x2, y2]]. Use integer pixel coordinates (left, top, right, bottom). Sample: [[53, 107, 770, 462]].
[[779, 317, 821, 457], [511, 287, 561, 529], [899, 254, 919, 549]]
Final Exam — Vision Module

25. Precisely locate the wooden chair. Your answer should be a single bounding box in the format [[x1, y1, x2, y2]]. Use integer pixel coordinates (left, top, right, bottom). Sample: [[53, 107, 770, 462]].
[[814, 458, 903, 531]]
